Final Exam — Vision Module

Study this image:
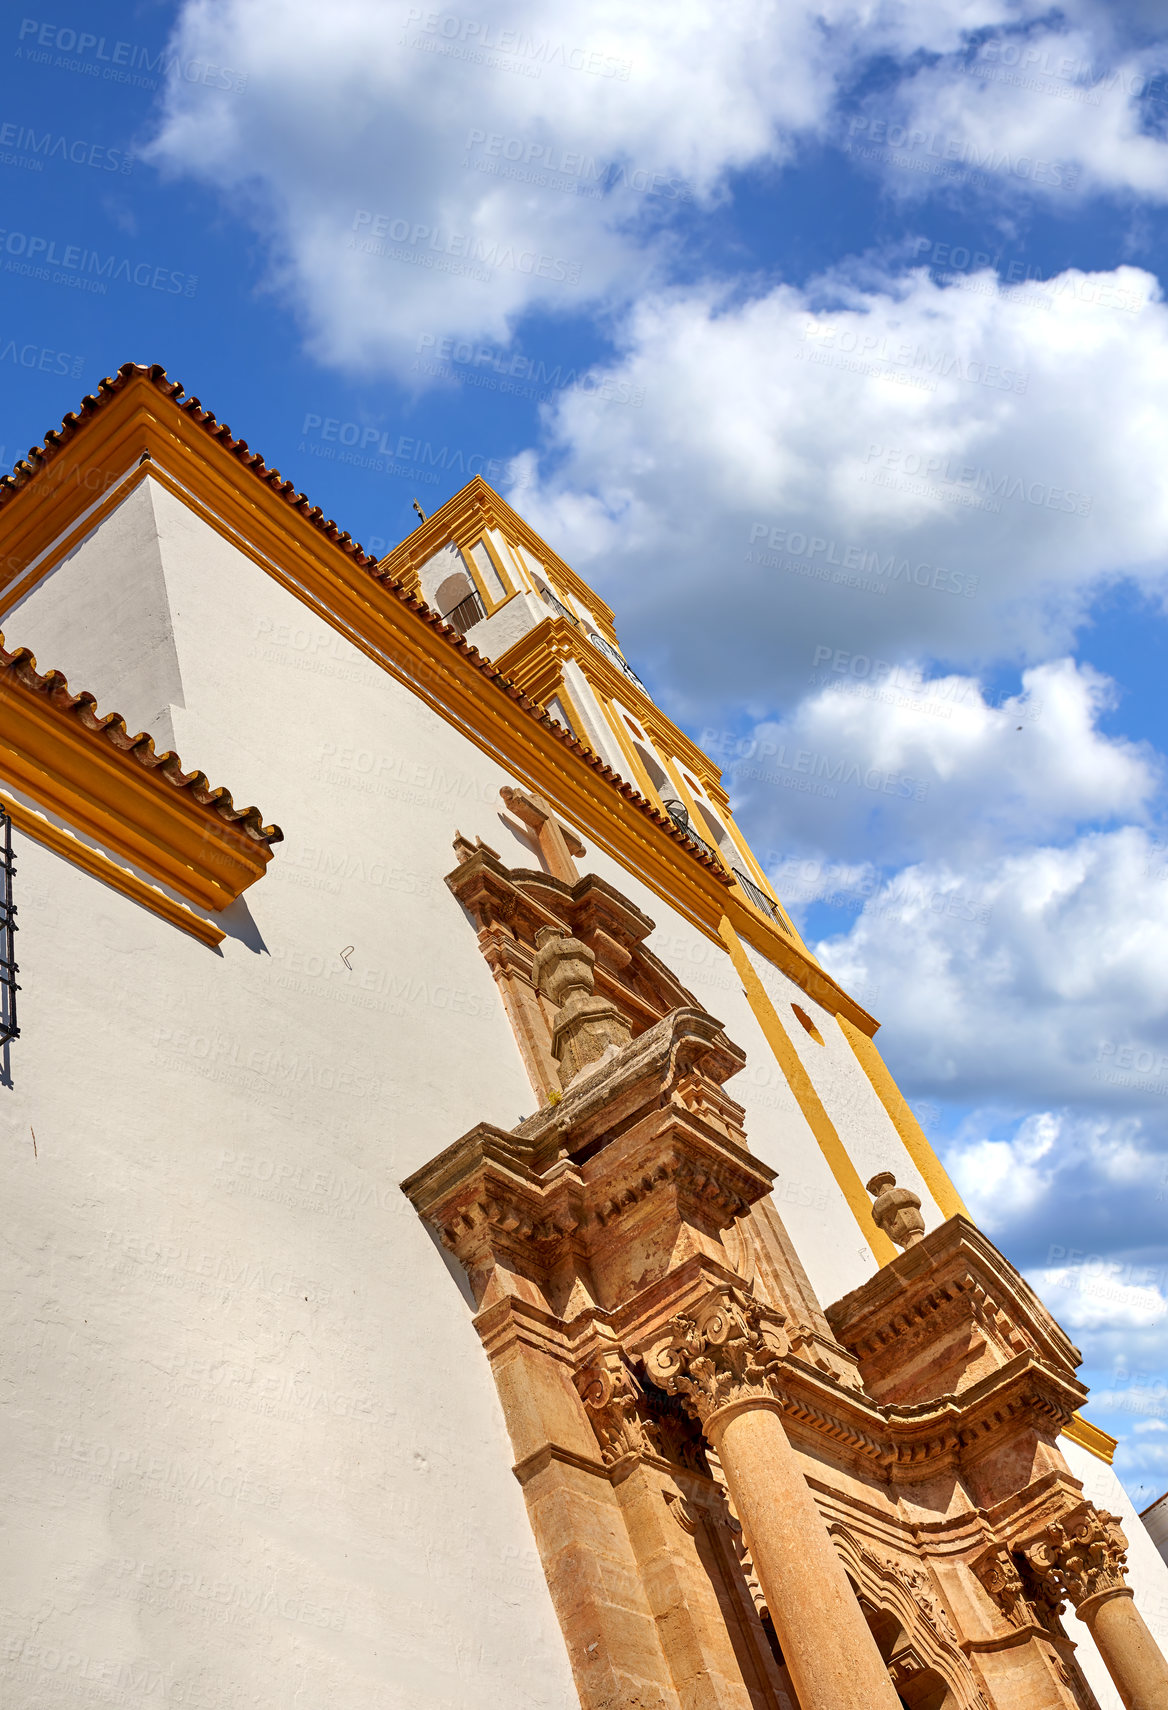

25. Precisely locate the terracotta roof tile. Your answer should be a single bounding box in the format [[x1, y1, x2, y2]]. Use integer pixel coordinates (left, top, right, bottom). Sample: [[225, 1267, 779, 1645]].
[[0, 361, 379, 568], [0, 363, 728, 884], [0, 635, 282, 847]]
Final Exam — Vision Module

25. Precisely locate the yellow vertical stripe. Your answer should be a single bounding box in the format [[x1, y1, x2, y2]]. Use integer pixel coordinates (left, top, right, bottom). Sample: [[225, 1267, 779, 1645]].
[[718, 916, 897, 1267], [836, 1018, 969, 1220]]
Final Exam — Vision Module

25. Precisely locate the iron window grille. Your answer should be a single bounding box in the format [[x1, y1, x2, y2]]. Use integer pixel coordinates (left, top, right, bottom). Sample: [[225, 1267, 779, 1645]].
[[732, 867, 791, 935], [538, 585, 580, 628], [586, 630, 646, 691], [661, 799, 719, 864], [441, 589, 487, 636], [0, 811, 19, 1042]]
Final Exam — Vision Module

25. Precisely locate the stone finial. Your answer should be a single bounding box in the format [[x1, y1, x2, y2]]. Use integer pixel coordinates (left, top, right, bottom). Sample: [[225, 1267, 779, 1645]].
[[866, 1171, 925, 1250], [531, 925, 632, 1085]]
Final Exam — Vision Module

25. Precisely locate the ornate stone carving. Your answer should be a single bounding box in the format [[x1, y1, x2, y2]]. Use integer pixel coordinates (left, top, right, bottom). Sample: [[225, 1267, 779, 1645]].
[[641, 1287, 788, 1427], [866, 1171, 925, 1250], [839, 1529, 963, 1653], [575, 1350, 655, 1464], [973, 1546, 1034, 1628], [531, 924, 632, 1085], [1024, 1507, 1130, 1611]]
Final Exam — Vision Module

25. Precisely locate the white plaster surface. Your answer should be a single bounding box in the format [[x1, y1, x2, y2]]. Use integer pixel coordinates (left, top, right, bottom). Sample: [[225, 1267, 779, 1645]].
[[2, 478, 1164, 1708], [744, 940, 946, 1244], [469, 586, 545, 661], [9, 481, 185, 747]]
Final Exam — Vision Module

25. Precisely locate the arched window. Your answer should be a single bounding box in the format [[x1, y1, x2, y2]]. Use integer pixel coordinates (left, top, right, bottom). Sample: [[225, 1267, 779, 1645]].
[[434, 572, 485, 636], [693, 801, 735, 859], [632, 740, 672, 799]]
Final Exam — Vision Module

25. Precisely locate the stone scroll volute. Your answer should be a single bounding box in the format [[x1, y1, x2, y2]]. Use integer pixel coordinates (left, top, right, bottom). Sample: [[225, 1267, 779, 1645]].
[[640, 1287, 789, 1428]]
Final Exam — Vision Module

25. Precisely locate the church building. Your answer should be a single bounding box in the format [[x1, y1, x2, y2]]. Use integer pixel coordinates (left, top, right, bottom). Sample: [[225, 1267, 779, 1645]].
[[2, 362, 1167, 1710]]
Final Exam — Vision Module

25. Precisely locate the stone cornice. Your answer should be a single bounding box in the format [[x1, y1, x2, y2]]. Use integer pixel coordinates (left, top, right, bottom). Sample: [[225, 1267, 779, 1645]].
[[826, 1215, 1083, 1404], [402, 1007, 777, 1305], [470, 1271, 1086, 1487]]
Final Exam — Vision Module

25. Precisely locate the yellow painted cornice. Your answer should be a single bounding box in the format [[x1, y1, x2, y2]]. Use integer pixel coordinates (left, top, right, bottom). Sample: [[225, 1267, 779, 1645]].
[[1062, 1413, 1117, 1465], [377, 475, 619, 643], [0, 637, 279, 915], [0, 366, 377, 616], [495, 616, 727, 788], [0, 367, 872, 1026], [1, 792, 224, 947]]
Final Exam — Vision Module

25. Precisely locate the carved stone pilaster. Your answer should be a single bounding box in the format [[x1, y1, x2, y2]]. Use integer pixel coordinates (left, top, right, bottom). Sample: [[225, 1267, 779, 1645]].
[[641, 1286, 788, 1428], [1024, 1507, 1130, 1613]]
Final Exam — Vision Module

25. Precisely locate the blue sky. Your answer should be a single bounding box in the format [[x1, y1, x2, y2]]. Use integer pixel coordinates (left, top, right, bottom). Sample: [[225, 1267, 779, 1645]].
[[5, 0, 1168, 1501]]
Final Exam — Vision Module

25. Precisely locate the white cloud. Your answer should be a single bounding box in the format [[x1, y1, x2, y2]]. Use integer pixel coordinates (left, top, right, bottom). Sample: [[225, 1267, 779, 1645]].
[[812, 827, 1168, 1107], [512, 265, 1168, 713], [947, 1107, 1158, 1232], [879, 26, 1168, 206], [950, 1111, 1060, 1221], [731, 658, 1156, 870], [145, 0, 1154, 377], [145, 0, 851, 368], [1033, 1261, 1168, 1331]]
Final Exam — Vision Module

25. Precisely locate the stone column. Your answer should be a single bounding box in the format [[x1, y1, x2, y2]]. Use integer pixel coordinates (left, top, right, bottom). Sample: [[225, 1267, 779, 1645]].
[[644, 1288, 902, 1710], [1026, 1509, 1168, 1710]]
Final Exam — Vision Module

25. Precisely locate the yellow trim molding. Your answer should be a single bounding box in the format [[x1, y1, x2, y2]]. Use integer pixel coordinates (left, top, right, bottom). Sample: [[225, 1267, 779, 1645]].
[[1063, 1413, 1117, 1465], [719, 915, 897, 1266], [0, 625, 278, 918], [0, 370, 865, 1026], [495, 616, 716, 779], [837, 1017, 969, 1221], [3, 793, 224, 948], [379, 478, 620, 644]]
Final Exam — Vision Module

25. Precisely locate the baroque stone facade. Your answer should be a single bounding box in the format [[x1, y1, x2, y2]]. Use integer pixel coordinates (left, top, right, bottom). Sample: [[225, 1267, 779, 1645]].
[[405, 839, 1168, 1710], [1, 369, 1164, 1710]]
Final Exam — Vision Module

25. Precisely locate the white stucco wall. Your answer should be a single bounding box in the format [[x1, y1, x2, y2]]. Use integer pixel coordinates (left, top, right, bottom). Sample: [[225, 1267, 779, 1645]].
[[744, 940, 946, 1252], [8, 480, 184, 747], [3, 477, 1163, 1707]]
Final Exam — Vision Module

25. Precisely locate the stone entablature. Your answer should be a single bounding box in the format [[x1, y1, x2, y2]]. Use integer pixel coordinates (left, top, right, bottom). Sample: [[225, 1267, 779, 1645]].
[[404, 848, 1168, 1710], [825, 1214, 1083, 1414]]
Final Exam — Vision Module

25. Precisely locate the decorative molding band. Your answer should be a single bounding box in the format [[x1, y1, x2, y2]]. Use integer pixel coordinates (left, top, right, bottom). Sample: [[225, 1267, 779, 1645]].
[[1062, 1412, 1118, 1466], [718, 915, 898, 1265], [3, 793, 224, 947]]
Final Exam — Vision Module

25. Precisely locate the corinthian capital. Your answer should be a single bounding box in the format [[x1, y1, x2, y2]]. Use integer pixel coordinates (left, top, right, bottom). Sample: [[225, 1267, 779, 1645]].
[[641, 1286, 788, 1428], [575, 1351, 656, 1465], [973, 1546, 1035, 1628], [1024, 1507, 1130, 1611]]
